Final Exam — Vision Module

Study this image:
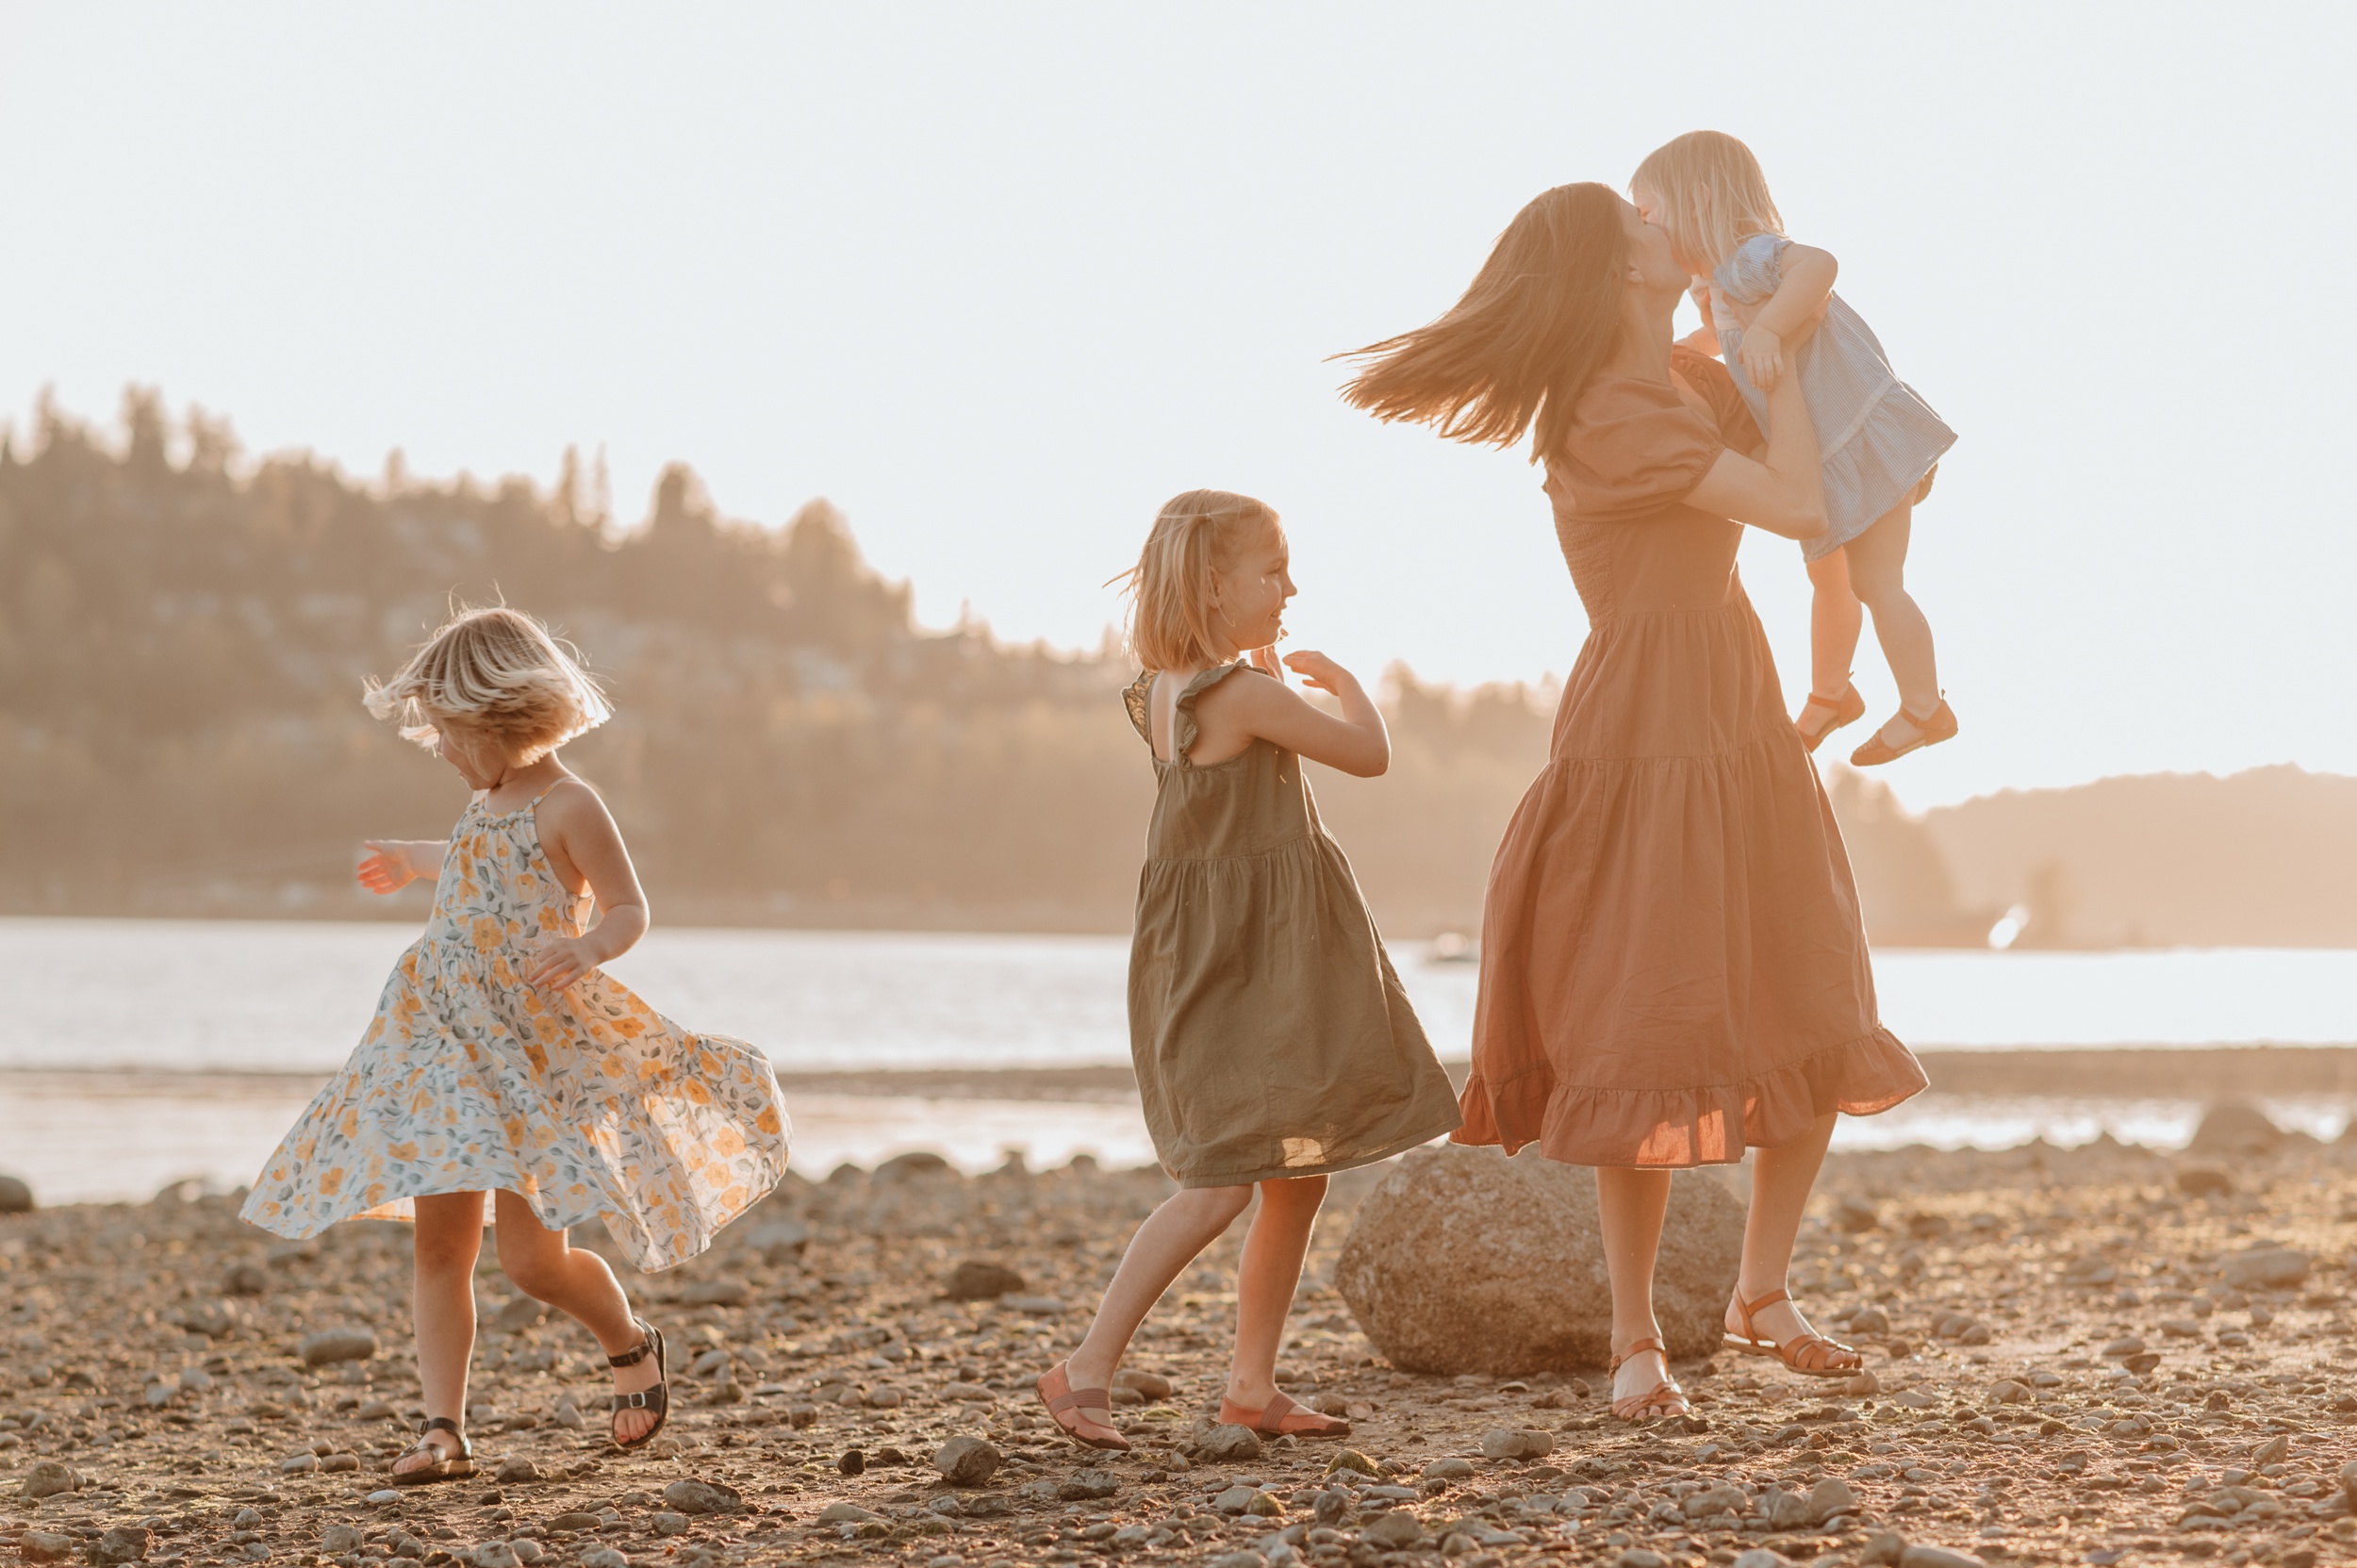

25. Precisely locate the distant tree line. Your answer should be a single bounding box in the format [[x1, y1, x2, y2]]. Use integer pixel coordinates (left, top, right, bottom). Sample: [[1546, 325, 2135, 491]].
[[0, 391, 1556, 934]]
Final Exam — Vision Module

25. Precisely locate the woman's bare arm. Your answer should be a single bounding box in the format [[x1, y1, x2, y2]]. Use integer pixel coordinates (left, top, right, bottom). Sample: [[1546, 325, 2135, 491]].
[[1685, 373, 1827, 539]]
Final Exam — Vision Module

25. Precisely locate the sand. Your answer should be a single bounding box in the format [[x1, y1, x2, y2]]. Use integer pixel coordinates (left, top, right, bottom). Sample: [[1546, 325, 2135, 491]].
[[5, 1126, 2357, 1568]]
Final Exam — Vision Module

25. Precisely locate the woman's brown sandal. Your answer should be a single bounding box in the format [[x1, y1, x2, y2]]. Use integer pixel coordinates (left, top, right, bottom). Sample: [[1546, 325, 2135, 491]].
[[1849, 699, 1957, 767], [1607, 1337, 1690, 1422], [1036, 1362, 1130, 1452], [1218, 1390, 1351, 1439], [1794, 685, 1866, 753], [608, 1317, 669, 1449], [1724, 1287, 1862, 1377], [389, 1417, 472, 1486]]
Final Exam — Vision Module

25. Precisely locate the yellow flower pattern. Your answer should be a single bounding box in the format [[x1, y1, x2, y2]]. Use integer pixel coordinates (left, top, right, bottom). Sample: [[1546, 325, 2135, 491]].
[[240, 791, 790, 1271]]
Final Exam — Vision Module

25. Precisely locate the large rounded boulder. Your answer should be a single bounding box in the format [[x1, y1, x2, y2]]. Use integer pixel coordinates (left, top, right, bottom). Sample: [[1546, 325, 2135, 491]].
[[1333, 1143, 1744, 1373]]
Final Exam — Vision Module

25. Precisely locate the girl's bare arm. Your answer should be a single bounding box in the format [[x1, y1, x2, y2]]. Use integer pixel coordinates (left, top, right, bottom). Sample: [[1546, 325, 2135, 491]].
[[356, 839, 449, 895], [526, 782, 651, 991], [1190, 649, 1391, 777], [1735, 244, 1837, 389]]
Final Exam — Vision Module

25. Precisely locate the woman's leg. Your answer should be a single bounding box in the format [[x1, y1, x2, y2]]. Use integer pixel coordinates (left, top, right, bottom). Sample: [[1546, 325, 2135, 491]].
[[1724, 1112, 1841, 1346], [400, 1192, 486, 1473], [1063, 1184, 1255, 1394], [1595, 1166, 1673, 1402], [489, 1192, 663, 1444], [1227, 1174, 1328, 1409], [1846, 503, 1943, 742], [1805, 548, 1863, 705]]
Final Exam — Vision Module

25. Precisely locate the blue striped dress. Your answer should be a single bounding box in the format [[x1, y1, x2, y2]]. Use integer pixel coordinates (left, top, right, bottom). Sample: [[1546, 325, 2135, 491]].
[[1711, 233, 1955, 563]]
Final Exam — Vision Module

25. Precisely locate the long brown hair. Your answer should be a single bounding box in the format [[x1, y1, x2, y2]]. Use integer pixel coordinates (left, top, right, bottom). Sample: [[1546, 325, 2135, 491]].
[[1339, 182, 1628, 462]]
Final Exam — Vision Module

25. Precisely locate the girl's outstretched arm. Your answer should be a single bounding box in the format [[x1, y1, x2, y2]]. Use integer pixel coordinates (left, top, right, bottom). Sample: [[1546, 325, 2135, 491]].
[[1735, 243, 1837, 390], [1216, 647, 1391, 777], [1685, 372, 1828, 540], [526, 783, 651, 993], [356, 838, 449, 895]]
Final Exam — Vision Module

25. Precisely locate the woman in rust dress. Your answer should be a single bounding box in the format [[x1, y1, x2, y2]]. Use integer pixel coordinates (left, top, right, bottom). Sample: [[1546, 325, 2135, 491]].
[[1343, 183, 1925, 1420]]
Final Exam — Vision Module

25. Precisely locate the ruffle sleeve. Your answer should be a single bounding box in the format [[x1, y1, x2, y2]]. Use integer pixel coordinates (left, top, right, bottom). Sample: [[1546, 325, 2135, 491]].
[[1712, 232, 1790, 305], [1541, 372, 1725, 525]]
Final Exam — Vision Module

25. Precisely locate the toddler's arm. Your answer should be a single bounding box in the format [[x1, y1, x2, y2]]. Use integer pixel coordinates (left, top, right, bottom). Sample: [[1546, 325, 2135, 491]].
[[1734, 243, 1837, 391], [356, 839, 448, 895], [527, 784, 651, 993], [1214, 648, 1391, 777]]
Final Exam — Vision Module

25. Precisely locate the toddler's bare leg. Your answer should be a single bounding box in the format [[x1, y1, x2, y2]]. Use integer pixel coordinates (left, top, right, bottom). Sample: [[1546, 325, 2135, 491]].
[[491, 1192, 661, 1444], [1227, 1174, 1328, 1409], [1847, 503, 1944, 740], [1064, 1185, 1254, 1393], [1805, 549, 1864, 703], [1596, 1167, 1673, 1405], [402, 1192, 486, 1473]]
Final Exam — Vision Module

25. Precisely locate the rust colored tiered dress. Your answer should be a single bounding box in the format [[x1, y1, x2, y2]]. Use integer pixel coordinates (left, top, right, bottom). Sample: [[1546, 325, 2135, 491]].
[[1455, 347, 1926, 1168]]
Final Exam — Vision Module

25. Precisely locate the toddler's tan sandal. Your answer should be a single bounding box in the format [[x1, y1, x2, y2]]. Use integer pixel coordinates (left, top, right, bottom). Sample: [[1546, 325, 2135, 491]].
[[388, 1417, 472, 1486], [1218, 1390, 1351, 1438], [1724, 1286, 1862, 1377], [1037, 1361, 1130, 1452], [609, 1317, 669, 1449], [1606, 1336, 1689, 1422], [1849, 698, 1957, 767], [1795, 684, 1866, 753]]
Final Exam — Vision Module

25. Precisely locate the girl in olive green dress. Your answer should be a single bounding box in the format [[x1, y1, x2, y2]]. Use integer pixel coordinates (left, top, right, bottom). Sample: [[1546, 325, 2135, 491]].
[[1035, 489, 1461, 1451]]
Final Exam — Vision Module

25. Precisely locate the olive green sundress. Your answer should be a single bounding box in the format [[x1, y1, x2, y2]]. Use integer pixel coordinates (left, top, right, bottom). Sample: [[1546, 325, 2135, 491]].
[[1124, 662, 1462, 1188]]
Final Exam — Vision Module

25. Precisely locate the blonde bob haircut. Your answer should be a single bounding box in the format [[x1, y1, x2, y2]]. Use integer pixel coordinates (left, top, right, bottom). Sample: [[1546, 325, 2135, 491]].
[[365, 604, 611, 764], [1630, 129, 1784, 275], [1116, 489, 1281, 673]]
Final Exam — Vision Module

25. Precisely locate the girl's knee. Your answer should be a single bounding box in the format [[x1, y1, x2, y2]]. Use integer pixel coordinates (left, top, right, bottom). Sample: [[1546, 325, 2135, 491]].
[[413, 1230, 480, 1276], [1185, 1185, 1255, 1225]]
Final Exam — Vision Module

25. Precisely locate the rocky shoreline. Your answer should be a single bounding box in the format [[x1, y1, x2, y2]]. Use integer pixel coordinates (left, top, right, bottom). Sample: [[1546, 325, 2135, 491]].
[[7, 1110, 2357, 1568]]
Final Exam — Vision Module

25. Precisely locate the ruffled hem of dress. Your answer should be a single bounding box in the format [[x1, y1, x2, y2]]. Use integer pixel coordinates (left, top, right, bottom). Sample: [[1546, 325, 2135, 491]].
[[1451, 1026, 1925, 1170], [1805, 383, 1957, 561]]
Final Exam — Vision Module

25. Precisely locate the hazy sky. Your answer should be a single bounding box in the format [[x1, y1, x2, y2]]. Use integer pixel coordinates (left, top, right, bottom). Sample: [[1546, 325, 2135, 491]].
[[3, 4, 2350, 809]]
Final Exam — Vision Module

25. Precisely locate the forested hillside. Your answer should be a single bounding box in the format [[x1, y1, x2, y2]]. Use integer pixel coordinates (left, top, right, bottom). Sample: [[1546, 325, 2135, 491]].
[[6, 391, 2349, 948], [0, 391, 1547, 933]]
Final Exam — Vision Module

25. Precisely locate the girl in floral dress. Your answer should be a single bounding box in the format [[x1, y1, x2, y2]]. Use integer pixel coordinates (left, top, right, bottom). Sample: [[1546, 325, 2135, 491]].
[[241, 606, 789, 1480]]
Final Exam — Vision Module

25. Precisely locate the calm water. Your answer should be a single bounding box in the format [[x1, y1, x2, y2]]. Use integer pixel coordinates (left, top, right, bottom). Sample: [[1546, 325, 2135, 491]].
[[4, 917, 2354, 1203]]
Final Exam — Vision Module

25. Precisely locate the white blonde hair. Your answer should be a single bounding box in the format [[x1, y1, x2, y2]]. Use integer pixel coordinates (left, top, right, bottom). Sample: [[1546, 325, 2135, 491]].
[[1114, 489, 1281, 672], [1631, 129, 1785, 274], [365, 604, 610, 763]]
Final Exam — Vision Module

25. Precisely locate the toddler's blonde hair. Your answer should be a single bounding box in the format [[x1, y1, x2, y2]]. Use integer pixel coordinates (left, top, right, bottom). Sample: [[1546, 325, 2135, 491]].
[[1631, 130, 1785, 274], [1117, 489, 1281, 672], [365, 604, 611, 764]]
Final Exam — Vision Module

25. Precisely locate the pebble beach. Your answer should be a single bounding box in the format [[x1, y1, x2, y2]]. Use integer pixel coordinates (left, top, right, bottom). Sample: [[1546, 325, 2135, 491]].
[[6, 1108, 2357, 1568]]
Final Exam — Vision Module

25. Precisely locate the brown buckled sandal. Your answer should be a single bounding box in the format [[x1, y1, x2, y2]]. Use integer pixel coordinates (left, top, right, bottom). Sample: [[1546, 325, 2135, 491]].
[[1607, 1337, 1690, 1423], [608, 1317, 669, 1449], [1724, 1287, 1862, 1377], [1849, 699, 1957, 767], [389, 1417, 472, 1486]]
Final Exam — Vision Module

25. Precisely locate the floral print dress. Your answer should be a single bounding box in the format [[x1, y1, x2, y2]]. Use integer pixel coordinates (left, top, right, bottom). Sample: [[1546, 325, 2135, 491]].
[[241, 785, 790, 1271]]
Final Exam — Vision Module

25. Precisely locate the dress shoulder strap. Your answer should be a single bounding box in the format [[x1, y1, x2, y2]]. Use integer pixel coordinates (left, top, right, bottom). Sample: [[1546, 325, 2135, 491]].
[[1171, 661, 1260, 767]]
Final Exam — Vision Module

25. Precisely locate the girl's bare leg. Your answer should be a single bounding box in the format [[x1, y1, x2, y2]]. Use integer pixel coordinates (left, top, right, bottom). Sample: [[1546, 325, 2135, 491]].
[[1227, 1174, 1328, 1408], [1064, 1185, 1254, 1393], [1595, 1166, 1673, 1403], [1724, 1111, 1839, 1345], [1805, 548, 1863, 705], [399, 1192, 486, 1473], [489, 1191, 662, 1444], [1846, 504, 1943, 743]]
